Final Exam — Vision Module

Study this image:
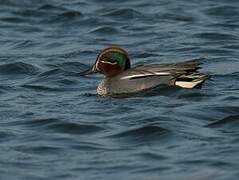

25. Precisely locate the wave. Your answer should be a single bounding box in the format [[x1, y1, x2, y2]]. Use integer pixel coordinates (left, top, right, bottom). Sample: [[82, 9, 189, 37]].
[[206, 115, 239, 128], [46, 122, 104, 135], [38, 4, 67, 12], [21, 84, 67, 92], [59, 11, 83, 18], [89, 26, 119, 35], [0, 62, 40, 75], [193, 32, 238, 41], [109, 125, 169, 140], [14, 145, 62, 155], [203, 5, 239, 17], [101, 8, 143, 20], [11, 117, 104, 135], [0, 17, 26, 24], [0, 131, 15, 142], [159, 13, 196, 22]]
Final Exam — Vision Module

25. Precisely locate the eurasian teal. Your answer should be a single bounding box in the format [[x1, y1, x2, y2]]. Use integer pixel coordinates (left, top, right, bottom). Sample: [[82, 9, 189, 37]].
[[84, 47, 208, 96]]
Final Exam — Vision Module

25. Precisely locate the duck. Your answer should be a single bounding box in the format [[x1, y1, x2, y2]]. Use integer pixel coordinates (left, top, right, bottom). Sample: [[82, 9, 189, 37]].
[[83, 47, 208, 96]]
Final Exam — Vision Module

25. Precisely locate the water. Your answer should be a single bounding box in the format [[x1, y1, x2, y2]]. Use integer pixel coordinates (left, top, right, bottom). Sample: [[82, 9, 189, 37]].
[[0, 0, 239, 179]]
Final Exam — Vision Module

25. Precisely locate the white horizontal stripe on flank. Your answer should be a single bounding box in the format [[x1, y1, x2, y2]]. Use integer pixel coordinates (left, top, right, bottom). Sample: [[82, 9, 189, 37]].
[[120, 72, 170, 80], [154, 72, 171, 75]]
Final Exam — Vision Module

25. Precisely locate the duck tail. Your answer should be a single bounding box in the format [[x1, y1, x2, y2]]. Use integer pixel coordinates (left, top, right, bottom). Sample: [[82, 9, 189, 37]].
[[175, 72, 209, 89]]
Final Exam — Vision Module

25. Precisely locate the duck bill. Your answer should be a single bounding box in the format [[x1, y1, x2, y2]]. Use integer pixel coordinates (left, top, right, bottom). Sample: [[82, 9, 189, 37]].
[[80, 64, 98, 76]]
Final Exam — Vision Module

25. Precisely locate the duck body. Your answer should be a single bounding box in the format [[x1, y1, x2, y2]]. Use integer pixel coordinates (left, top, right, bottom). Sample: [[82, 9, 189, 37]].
[[88, 47, 208, 96], [97, 61, 207, 96]]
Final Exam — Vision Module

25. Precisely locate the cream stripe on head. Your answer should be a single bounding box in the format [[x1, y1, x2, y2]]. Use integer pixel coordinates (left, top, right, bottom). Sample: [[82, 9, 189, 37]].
[[100, 60, 117, 65], [95, 47, 129, 71]]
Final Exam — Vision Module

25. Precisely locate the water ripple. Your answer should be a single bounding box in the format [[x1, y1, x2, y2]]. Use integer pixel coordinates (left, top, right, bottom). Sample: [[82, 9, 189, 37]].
[[0, 17, 26, 24], [8, 117, 104, 135], [90, 26, 119, 36], [59, 11, 83, 18], [160, 13, 196, 22], [0, 131, 15, 142], [109, 125, 170, 144], [204, 5, 239, 18], [14, 145, 63, 155], [21, 84, 74, 92], [0, 62, 40, 75], [38, 4, 67, 12], [47, 122, 104, 135], [101, 8, 143, 20], [18, 118, 59, 127], [206, 115, 239, 129], [138, 152, 168, 161], [193, 32, 238, 41]]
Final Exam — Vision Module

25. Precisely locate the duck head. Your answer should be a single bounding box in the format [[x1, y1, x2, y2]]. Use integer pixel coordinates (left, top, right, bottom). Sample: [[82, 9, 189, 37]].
[[90, 47, 131, 77]]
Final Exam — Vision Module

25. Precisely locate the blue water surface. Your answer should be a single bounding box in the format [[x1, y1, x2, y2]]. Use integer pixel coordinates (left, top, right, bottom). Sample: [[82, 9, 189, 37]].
[[0, 0, 239, 179]]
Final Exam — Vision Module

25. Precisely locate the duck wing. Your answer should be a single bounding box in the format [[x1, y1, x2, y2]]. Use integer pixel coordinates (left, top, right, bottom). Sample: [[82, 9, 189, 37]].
[[115, 60, 201, 81], [105, 59, 208, 95], [133, 60, 201, 75], [106, 66, 176, 95], [133, 60, 208, 89], [107, 71, 175, 95], [111, 59, 207, 92]]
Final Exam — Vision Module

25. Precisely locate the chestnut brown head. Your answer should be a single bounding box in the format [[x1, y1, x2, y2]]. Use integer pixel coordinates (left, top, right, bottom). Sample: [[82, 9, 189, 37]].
[[93, 47, 131, 77]]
